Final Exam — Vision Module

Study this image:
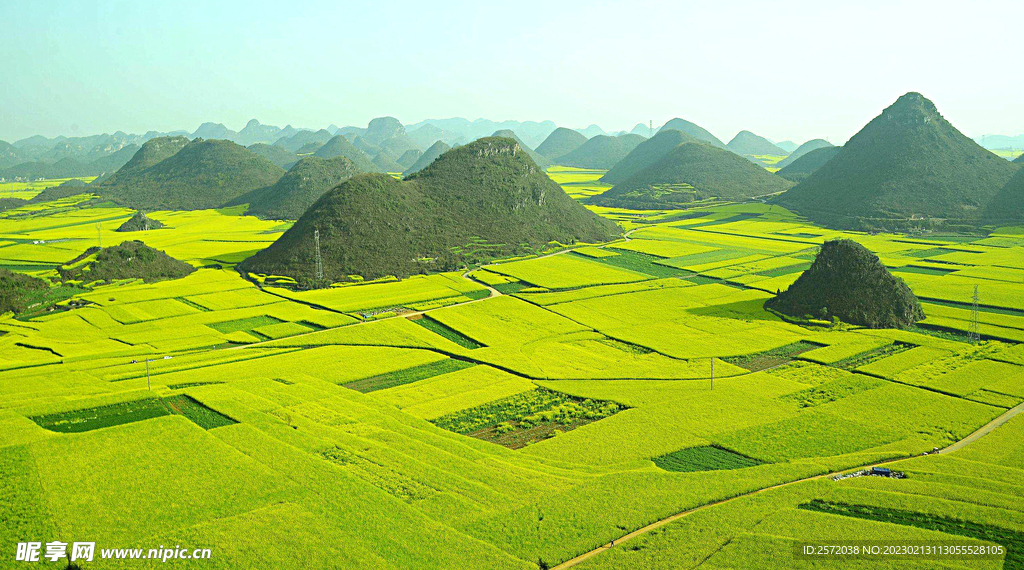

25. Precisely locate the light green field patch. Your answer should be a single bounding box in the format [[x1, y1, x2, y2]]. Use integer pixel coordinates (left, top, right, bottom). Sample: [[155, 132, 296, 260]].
[[572, 246, 619, 258], [252, 321, 314, 340], [373, 365, 536, 420], [857, 346, 953, 379], [929, 359, 1024, 397], [610, 239, 719, 259], [485, 253, 649, 289]]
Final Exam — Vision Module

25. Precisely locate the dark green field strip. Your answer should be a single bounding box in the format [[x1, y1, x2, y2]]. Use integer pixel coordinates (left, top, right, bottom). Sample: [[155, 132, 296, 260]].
[[724, 340, 826, 372], [343, 359, 476, 393], [890, 265, 958, 276], [166, 380, 225, 390], [31, 395, 236, 433], [176, 297, 212, 311], [32, 398, 170, 433], [911, 323, 1006, 344], [462, 289, 491, 301], [431, 388, 626, 449], [683, 212, 763, 229], [829, 341, 915, 370], [656, 248, 753, 269], [493, 281, 529, 295], [755, 262, 812, 278], [635, 211, 709, 225], [295, 320, 327, 331], [683, 274, 744, 287], [901, 247, 965, 258], [653, 445, 764, 473], [0, 263, 61, 271], [776, 232, 823, 239], [572, 250, 690, 278], [207, 315, 283, 334], [687, 226, 825, 248], [799, 500, 1021, 569], [921, 298, 1024, 317], [163, 394, 237, 429], [410, 316, 484, 349], [896, 236, 986, 245]]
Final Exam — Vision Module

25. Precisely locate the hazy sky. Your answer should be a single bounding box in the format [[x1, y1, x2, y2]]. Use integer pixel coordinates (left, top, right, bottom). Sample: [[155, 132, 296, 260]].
[[1, 0, 1021, 144]]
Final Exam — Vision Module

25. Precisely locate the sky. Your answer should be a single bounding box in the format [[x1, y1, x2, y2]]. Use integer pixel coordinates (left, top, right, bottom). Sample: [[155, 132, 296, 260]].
[[1, 0, 1021, 145]]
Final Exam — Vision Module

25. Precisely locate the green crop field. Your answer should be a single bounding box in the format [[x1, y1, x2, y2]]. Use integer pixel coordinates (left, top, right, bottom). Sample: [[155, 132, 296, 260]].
[[2, 161, 1023, 570], [653, 445, 765, 472]]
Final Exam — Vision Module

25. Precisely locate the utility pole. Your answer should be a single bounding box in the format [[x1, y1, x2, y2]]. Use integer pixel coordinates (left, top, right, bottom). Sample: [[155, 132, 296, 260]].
[[314, 227, 324, 281], [970, 285, 980, 345], [130, 356, 172, 390]]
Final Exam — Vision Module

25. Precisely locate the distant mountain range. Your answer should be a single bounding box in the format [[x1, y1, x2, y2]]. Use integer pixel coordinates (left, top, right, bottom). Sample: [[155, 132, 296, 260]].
[[975, 134, 1024, 150], [7, 112, 1018, 187]]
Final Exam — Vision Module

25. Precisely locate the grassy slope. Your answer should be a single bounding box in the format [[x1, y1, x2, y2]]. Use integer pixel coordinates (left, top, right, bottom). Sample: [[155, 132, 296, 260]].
[[314, 135, 382, 173], [774, 93, 1018, 226], [230, 156, 364, 220], [591, 142, 793, 208], [555, 134, 646, 169], [404, 141, 451, 176], [535, 127, 588, 159], [776, 146, 842, 183], [101, 138, 285, 210], [775, 138, 834, 168], [240, 137, 620, 282], [599, 129, 699, 185]]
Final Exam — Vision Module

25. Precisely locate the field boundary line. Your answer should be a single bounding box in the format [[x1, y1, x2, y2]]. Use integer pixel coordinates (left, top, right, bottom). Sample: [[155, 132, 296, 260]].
[[550, 401, 1024, 570]]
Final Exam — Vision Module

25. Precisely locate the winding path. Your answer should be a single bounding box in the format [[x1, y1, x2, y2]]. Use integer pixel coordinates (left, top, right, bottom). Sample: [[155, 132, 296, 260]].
[[551, 401, 1024, 570]]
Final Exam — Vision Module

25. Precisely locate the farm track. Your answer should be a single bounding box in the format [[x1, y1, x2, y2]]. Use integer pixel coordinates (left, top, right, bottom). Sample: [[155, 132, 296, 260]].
[[550, 401, 1024, 570], [939, 400, 1024, 454]]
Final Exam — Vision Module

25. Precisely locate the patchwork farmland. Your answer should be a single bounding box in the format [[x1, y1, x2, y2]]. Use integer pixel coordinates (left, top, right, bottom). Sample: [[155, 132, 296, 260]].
[[2, 165, 1023, 570]]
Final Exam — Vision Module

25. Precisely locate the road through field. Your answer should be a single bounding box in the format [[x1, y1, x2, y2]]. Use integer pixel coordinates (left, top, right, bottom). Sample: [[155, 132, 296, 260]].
[[938, 400, 1024, 454], [551, 401, 1024, 570]]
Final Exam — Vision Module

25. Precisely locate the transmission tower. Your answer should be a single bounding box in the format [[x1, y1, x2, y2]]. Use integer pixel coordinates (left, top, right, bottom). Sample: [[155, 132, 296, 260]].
[[649, 120, 653, 138], [970, 285, 980, 344], [96, 223, 102, 248], [314, 227, 324, 281]]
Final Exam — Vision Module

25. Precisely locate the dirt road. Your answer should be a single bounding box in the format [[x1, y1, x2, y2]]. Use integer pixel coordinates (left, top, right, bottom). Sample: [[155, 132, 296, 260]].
[[551, 401, 1024, 569]]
